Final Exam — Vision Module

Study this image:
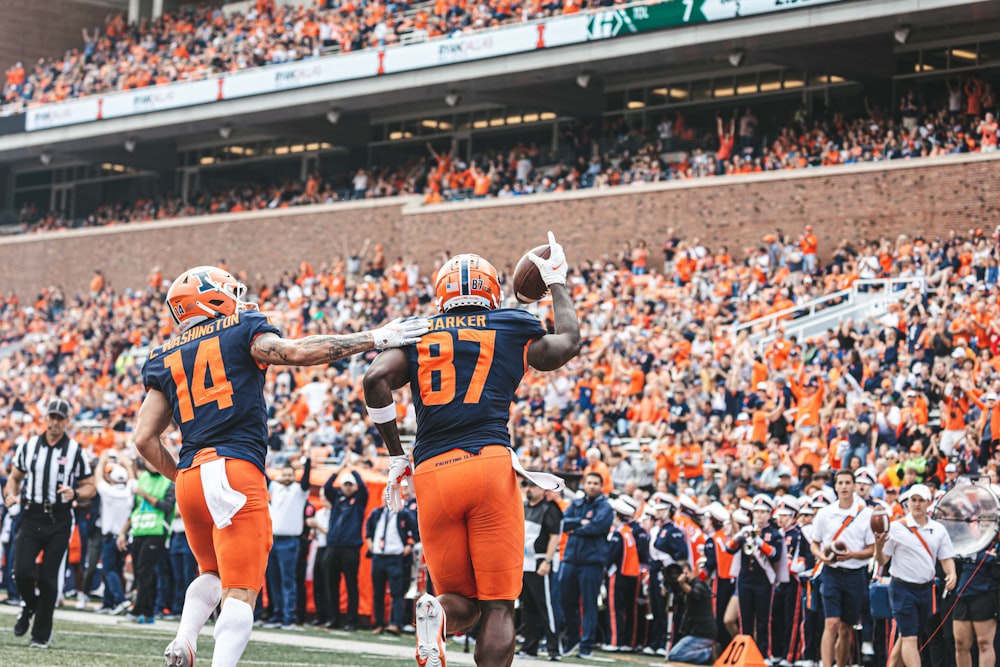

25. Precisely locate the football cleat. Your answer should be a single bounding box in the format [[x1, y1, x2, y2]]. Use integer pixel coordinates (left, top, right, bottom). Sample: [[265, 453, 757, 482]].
[[164, 638, 195, 667], [415, 593, 447, 667]]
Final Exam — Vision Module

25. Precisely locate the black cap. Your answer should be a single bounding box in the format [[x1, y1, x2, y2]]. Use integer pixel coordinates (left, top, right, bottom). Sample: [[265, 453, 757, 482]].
[[46, 398, 71, 420]]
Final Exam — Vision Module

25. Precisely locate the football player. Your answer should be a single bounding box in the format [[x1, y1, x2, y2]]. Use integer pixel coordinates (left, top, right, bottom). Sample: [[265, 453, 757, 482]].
[[133, 265, 429, 667], [363, 233, 581, 667]]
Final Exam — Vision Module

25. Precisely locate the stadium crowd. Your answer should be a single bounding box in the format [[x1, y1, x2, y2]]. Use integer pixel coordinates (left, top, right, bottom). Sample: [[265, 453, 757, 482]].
[[12, 79, 1000, 235], [2, 215, 1000, 663], [2, 0, 603, 113]]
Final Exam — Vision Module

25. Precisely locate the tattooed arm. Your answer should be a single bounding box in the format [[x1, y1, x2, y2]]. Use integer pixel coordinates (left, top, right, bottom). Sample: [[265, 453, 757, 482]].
[[251, 332, 374, 366], [250, 317, 430, 366]]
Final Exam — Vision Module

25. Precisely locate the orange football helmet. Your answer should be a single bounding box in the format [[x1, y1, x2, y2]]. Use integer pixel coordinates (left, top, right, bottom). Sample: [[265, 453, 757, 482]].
[[165, 266, 256, 331], [434, 254, 503, 312]]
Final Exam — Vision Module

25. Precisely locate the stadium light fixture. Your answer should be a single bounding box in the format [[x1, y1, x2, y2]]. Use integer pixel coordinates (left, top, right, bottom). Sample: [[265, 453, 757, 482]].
[[325, 109, 341, 125], [218, 123, 233, 139], [894, 26, 911, 44], [728, 50, 745, 68], [39, 151, 52, 166], [575, 72, 592, 89], [124, 137, 137, 153], [444, 92, 461, 108]]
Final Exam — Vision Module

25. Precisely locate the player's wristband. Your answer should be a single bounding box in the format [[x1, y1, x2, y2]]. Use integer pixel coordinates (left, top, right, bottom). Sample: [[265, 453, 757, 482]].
[[366, 402, 397, 424]]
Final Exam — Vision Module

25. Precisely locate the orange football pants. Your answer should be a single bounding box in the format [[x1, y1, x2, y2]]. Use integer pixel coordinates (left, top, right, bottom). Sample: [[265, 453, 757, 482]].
[[413, 445, 524, 601], [175, 448, 272, 593]]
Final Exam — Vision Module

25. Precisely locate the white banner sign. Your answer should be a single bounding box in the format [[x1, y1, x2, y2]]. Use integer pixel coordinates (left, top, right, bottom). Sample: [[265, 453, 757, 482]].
[[222, 50, 380, 100], [25, 97, 101, 132], [101, 79, 222, 120], [20, 0, 848, 132]]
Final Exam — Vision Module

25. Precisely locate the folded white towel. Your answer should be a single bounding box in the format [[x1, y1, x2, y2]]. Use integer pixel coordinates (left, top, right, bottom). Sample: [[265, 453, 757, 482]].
[[509, 448, 564, 492], [200, 458, 247, 529]]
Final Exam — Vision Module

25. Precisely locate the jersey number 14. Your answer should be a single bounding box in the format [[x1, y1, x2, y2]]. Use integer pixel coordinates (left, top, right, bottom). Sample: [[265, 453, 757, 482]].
[[163, 338, 234, 422]]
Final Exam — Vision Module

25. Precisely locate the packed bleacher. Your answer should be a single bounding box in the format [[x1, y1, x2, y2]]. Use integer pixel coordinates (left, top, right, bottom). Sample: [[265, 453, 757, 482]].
[[1, 0, 601, 113], [2, 211, 1000, 660], [11, 82, 1000, 234]]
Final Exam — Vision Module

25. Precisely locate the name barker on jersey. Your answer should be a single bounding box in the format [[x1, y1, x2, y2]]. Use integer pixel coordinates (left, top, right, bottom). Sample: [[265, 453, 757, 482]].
[[429, 314, 488, 331]]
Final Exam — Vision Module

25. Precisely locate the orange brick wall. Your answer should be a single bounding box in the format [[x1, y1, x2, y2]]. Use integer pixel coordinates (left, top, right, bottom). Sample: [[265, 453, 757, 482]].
[[0, 1, 112, 78], [2, 154, 998, 298]]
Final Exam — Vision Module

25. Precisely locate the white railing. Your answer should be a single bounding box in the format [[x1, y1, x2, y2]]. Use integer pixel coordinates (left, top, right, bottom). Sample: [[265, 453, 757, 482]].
[[734, 276, 926, 348]]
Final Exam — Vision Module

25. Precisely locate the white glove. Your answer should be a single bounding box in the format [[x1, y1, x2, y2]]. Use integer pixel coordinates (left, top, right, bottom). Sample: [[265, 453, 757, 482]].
[[385, 455, 412, 512], [754, 536, 765, 549], [790, 559, 806, 575], [527, 231, 568, 286], [371, 317, 430, 350]]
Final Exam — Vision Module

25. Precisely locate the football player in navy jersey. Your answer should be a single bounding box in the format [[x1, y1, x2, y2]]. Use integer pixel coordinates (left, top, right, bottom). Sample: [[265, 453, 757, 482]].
[[133, 265, 428, 667], [363, 233, 581, 667]]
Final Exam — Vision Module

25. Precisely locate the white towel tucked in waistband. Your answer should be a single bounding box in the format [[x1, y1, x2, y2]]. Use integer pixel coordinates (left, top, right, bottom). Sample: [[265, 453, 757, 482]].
[[510, 448, 564, 492], [200, 458, 247, 529]]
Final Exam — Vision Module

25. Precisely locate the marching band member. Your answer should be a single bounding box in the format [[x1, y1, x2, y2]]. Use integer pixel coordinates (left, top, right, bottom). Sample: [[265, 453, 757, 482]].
[[773, 496, 804, 667], [795, 499, 821, 667], [603, 495, 648, 652], [875, 484, 956, 667], [853, 468, 879, 661], [727, 494, 786, 660], [810, 469, 875, 667], [644, 493, 689, 657], [702, 502, 736, 649], [675, 494, 707, 577], [724, 509, 751, 639]]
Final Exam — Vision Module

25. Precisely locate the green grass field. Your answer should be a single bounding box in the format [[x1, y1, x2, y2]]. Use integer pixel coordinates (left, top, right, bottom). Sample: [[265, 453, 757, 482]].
[[0, 604, 671, 666]]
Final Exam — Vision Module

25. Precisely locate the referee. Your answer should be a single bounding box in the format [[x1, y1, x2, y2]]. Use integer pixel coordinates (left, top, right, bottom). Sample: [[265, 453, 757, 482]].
[[2, 398, 95, 648]]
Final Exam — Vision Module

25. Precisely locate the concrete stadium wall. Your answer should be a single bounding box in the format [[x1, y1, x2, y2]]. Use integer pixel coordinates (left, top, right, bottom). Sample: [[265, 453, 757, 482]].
[[1, 152, 999, 298]]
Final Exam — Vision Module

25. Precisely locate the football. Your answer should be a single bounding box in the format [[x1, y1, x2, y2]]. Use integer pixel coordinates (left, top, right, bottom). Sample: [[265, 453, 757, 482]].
[[512, 244, 551, 304], [870, 505, 891, 535], [832, 540, 849, 555]]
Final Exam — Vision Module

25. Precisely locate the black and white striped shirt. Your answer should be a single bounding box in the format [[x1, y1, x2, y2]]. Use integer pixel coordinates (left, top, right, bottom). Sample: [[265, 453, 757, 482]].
[[13, 434, 92, 506]]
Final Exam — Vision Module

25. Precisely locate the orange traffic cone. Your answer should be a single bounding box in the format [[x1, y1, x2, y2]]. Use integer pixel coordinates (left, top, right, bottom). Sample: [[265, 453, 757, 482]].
[[712, 634, 768, 667]]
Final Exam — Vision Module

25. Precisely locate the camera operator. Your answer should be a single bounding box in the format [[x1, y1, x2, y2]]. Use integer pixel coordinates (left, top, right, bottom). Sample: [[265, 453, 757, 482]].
[[666, 560, 716, 665]]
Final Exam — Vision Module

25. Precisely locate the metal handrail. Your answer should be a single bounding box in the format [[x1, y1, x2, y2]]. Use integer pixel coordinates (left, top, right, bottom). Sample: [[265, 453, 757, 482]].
[[732, 276, 926, 343], [730, 287, 851, 338]]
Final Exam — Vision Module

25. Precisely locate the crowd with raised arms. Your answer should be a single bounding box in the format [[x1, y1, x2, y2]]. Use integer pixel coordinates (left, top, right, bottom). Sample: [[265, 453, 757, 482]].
[[0, 219, 999, 664], [2, 0, 613, 113], [12, 81, 1000, 235]]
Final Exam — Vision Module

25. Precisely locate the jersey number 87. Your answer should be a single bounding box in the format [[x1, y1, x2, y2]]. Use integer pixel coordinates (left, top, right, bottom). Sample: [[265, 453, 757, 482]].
[[417, 330, 496, 406]]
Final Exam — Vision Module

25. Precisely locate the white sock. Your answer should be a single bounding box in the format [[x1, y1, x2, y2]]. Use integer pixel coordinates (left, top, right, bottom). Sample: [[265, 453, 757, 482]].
[[211, 599, 254, 667], [175, 574, 222, 652]]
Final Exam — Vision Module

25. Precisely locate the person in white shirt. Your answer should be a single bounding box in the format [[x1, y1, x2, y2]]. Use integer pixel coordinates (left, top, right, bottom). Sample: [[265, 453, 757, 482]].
[[95, 453, 135, 616], [266, 457, 312, 630], [875, 483, 956, 667], [809, 469, 875, 667]]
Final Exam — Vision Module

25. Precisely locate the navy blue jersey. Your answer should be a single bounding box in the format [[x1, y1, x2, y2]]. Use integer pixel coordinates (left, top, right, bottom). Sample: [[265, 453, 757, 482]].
[[405, 308, 545, 467], [142, 310, 280, 474]]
